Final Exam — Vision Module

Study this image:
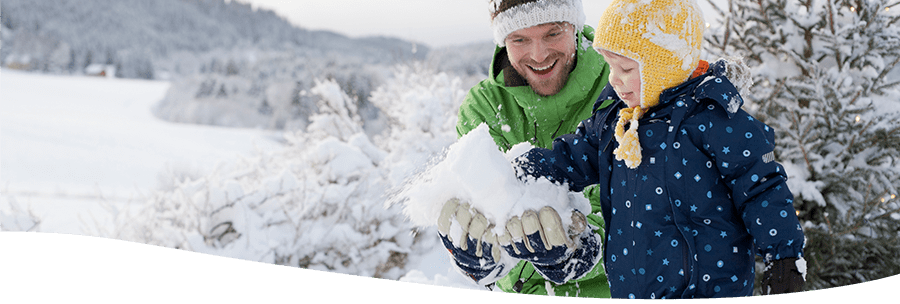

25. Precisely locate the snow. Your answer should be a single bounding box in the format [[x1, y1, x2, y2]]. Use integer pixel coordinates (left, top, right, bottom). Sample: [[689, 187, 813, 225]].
[[1, 69, 282, 234], [390, 124, 589, 237], [0, 66, 484, 289]]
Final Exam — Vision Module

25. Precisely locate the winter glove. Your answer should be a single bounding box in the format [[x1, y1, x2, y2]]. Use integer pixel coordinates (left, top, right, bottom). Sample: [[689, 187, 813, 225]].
[[761, 257, 806, 295], [437, 198, 510, 285], [498, 207, 601, 284]]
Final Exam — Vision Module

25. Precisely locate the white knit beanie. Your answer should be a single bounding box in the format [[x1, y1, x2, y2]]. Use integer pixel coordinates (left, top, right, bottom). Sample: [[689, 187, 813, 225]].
[[489, 0, 586, 47]]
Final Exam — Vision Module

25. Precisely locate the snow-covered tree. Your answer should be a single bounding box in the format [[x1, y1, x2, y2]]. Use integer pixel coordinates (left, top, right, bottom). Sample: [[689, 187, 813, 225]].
[[705, 0, 900, 290], [109, 66, 467, 280], [0, 197, 42, 232]]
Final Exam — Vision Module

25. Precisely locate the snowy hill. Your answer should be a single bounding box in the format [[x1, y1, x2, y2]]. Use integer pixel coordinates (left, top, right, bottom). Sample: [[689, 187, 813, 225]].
[[1, 0, 426, 78]]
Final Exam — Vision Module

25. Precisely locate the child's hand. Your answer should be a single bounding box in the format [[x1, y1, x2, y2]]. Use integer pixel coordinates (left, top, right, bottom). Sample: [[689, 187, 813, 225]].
[[761, 257, 806, 294]]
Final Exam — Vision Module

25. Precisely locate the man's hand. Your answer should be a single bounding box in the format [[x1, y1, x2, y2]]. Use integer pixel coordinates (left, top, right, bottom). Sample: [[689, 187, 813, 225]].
[[437, 198, 508, 285], [761, 257, 806, 294], [498, 206, 601, 284], [498, 206, 588, 265]]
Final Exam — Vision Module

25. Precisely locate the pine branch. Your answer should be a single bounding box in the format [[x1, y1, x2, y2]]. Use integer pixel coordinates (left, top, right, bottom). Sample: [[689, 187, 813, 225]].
[[872, 56, 900, 93], [789, 109, 817, 176], [722, 6, 732, 53]]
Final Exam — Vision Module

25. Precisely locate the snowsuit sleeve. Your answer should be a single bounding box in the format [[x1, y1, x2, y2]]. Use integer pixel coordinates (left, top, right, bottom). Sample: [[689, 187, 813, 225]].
[[690, 82, 805, 261], [514, 95, 619, 193]]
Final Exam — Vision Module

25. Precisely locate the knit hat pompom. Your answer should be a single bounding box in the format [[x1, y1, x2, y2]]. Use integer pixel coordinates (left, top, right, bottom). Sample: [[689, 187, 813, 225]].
[[592, 0, 705, 168], [490, 0, 586, 47]]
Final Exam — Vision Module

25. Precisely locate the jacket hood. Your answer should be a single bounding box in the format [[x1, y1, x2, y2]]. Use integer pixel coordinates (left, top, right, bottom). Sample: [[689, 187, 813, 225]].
[[660, 57, 753, 119]]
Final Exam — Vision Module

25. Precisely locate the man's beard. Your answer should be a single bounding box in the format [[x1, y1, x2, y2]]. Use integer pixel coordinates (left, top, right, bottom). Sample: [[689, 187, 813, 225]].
[[514, 52, 575, 97]]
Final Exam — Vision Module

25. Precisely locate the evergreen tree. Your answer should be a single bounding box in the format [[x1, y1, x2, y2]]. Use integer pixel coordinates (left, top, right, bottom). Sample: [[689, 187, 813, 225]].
[[706, 0, 900, 291]]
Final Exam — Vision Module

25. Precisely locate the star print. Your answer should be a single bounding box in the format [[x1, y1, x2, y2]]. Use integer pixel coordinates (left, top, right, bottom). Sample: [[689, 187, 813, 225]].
[[582, 154, 588, 161], [642, 175, 648, 181], [721, 231, 728, 238], [654, 231, 662, 237], [664, 215, 672, 222], [722, 93, 729, 100], [617, 229, 623, 235], [722, 146, 731, 154], [663, 258, 670, 265], [690, 205, 698, 212], [549, 157, 556, 163], [567, 166, 574, 172], [647, 249, 654, 256], [619, 275, 625, 282]]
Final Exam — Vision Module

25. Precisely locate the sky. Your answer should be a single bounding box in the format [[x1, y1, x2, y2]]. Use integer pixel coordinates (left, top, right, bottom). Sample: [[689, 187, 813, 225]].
[[234, 0, 618, 48]]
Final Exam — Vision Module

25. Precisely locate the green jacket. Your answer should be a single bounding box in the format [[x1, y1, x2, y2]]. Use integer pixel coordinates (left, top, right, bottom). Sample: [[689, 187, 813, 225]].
[[455, 25, 611, 298]]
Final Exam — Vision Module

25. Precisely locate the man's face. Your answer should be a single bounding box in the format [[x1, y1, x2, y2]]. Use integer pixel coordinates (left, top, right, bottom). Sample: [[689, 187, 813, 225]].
[[600, 50, 642, 108], [505, 22, 577, 97]]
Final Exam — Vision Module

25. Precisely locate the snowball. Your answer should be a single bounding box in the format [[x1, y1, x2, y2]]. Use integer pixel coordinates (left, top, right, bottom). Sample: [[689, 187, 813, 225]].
[[391, 124, 583, 233]]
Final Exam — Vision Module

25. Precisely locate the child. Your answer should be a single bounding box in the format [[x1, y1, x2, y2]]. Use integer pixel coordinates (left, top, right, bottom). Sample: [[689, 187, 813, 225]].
[[510, 0, 806, 298]]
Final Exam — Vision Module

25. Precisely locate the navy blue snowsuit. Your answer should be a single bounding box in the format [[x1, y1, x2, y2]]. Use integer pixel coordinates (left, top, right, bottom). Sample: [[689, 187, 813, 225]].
[[514, 60, 805, 299]]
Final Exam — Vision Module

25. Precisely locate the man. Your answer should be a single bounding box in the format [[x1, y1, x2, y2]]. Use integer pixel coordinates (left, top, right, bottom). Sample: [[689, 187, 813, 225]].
[[438, 0, 612, 297]]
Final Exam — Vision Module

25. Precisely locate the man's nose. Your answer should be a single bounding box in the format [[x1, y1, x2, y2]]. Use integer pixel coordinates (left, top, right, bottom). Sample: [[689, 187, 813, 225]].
[[528, 39, 551, 63]]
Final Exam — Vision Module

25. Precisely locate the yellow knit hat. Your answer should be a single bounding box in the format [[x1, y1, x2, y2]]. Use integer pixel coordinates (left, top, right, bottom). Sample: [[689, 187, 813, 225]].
[[592, 0, 705, 168]]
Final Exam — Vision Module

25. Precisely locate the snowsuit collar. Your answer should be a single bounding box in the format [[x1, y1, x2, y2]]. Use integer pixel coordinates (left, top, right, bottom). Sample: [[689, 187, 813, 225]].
[[659, 58, 748, 119]]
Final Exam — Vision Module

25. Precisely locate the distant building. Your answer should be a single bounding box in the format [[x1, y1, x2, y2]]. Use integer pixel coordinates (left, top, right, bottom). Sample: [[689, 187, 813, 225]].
[[85, 64, 116, 78], [4, 54, 33, 71]]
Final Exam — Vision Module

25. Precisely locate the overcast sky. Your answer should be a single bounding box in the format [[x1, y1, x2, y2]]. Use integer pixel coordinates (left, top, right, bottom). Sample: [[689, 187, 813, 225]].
[[235, 0, 723, 48]]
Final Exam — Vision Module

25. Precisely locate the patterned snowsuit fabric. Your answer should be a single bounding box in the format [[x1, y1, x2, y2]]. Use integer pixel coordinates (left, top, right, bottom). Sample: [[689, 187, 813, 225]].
[[455, 25, 612, 297], [515, 60, 805, 299]]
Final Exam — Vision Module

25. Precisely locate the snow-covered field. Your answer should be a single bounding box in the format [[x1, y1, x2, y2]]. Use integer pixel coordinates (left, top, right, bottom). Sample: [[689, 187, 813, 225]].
[[0, 67, 481, 293], [1, 69, 283, 233]]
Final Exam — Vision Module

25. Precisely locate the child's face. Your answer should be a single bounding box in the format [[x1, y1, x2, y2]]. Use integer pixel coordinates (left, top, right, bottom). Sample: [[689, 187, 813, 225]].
[[600, 50, 642, 108]]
